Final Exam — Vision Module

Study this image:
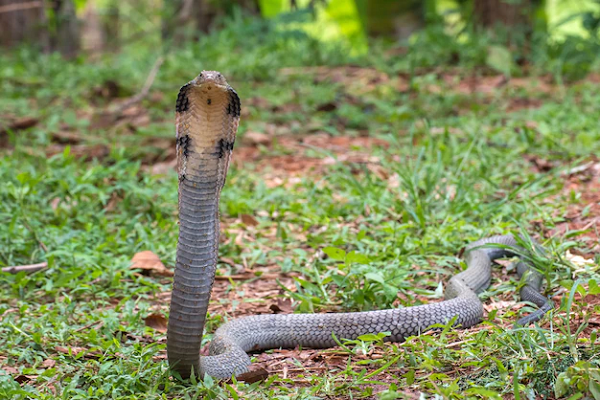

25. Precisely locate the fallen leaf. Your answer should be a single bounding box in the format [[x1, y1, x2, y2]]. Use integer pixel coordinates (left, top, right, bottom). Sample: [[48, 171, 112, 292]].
[[240, 214, 259, 227], [50, 198, 61, 210], [0, 117, 39, 135], [484, 300, 518, 312], [1, 365, 18, 374], [144, 313, 168, 332], [15, 375, 36, 384], [316, 102, 337, 112], [494, 259, 513, 267], [566, 250, 595, 267], [104, 192, 121, 212], [243, 131, 271, 146], [41, 359, 56, 368], [269, 298, 293, 314], [130, 251, 173, 277], [55, 346, 85, 354], [150, 159, 177, 175], [51, 130, 82, 144], [234, 367, 269, 383]]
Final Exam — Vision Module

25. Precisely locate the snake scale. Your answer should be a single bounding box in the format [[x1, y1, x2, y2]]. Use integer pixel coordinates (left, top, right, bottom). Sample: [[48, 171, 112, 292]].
[[166, 71, 553, 379]]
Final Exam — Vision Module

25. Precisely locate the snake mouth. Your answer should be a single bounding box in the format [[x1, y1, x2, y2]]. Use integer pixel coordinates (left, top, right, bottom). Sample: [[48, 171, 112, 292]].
[[193, 70, 229, 90]]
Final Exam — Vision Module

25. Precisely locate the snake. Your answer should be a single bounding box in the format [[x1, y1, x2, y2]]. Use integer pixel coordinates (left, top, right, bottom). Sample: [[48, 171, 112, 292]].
[[166, 71, 553, 380]]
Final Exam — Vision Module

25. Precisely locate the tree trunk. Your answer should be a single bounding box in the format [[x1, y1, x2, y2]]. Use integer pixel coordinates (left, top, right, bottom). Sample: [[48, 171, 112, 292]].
[[0, 0, 50, 51], [471, 0, 545, 62], [354, 0, 424, 41], [0, 0, 80, 57], [81, 2, 103, 53], [162, 0, 260, 44], [473, 0, 532, 29], [52, 0, 80, 58]]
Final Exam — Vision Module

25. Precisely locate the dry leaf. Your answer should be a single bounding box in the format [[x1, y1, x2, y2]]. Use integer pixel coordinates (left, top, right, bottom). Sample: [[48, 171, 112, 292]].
[[130, 251, 173, 277], [145, 313, 168, 332], [494, 259, 513, 267], [15, 375, 36, 384], [234, 367, 269, 383], [1, 365, 18, 374], [566, 250, 595, 267], [41, 359, 56, 368], [50, 198, 61, 210], [484, 300, 518, 312], [269, 298, 293, 314], [316, 102, 337, 112], [243, 131, 271, 146], [54, 346, 100, 359], [52, 130, 82, 144], [151, 159, 177, 175], [240, 214, 259, 227]]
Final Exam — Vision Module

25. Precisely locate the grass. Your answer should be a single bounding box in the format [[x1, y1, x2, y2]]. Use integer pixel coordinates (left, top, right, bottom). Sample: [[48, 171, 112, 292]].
[[1, 12, 600, 400]]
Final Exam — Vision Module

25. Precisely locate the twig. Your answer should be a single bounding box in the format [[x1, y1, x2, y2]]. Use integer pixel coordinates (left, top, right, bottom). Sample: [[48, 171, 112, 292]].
[[21, 219, 48, 252], [0, 1, 42, 14], [0, 117, 39, 136], [562, 161, 596, 176], [445, 339, 475, 348], [113, 56, 164, 114], [2, 262, 47, 274], [74, 320, 104, 333], [214, 273, 279, 281], [214, 272, 298, 281]]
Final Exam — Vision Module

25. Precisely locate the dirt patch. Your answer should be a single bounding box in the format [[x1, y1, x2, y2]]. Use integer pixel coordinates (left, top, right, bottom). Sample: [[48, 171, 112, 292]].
[[547, 160, 600, 251], [231, 133, 389, 186]]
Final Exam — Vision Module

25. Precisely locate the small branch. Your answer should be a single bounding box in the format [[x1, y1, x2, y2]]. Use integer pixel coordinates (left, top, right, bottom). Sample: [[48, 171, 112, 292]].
[[74, 320, 104, 333], [214, 272, 298, 281], [21, 219, 48, 252], [112, 56, 164, 115], [2, 262, 47, 274], [0, 1, 42, 14], [0, 117, 39, 136]]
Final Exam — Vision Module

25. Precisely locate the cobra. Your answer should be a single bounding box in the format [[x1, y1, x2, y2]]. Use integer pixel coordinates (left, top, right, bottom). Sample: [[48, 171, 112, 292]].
[[166, 71, 552, 379]]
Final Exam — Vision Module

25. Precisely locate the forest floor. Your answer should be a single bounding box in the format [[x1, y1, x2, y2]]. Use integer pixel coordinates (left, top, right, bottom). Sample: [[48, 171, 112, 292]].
[[1, 21, 600, 400]]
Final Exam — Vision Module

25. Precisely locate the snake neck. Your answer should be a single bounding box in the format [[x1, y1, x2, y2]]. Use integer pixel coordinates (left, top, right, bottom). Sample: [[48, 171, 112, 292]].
[[167, 154, 224, 377], [166, 72, 239, 378]]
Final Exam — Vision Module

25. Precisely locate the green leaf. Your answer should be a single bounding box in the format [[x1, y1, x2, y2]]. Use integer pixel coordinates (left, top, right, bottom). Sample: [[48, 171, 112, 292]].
[[356, 333, 383, 342], [588, 280, 600, 295], [465, 387, 502, 399], [346, 251, 370, 264], [555, 371, 570, 398], [323, 247, 346, 261], [590, 381, 600, 400], [403, 369, 415, 385], [486, 45, 513, 77], [357, 230, 366, 241], [365, 272, 385, 284]]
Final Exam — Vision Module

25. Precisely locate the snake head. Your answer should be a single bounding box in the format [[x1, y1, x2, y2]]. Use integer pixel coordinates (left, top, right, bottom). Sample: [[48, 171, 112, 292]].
[[193, 71, 229, 89]]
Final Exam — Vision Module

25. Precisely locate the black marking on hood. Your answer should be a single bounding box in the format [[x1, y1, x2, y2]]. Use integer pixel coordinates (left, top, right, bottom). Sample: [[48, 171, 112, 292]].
[[176, 84, 191, 112], [217, 138, 235, 158], [177, 134, 190, 157], [226, 86, 241, 117]]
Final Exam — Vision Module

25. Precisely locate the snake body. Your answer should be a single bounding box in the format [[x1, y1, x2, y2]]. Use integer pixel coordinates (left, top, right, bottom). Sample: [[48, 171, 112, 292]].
[[166, 71, 552, 380]]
